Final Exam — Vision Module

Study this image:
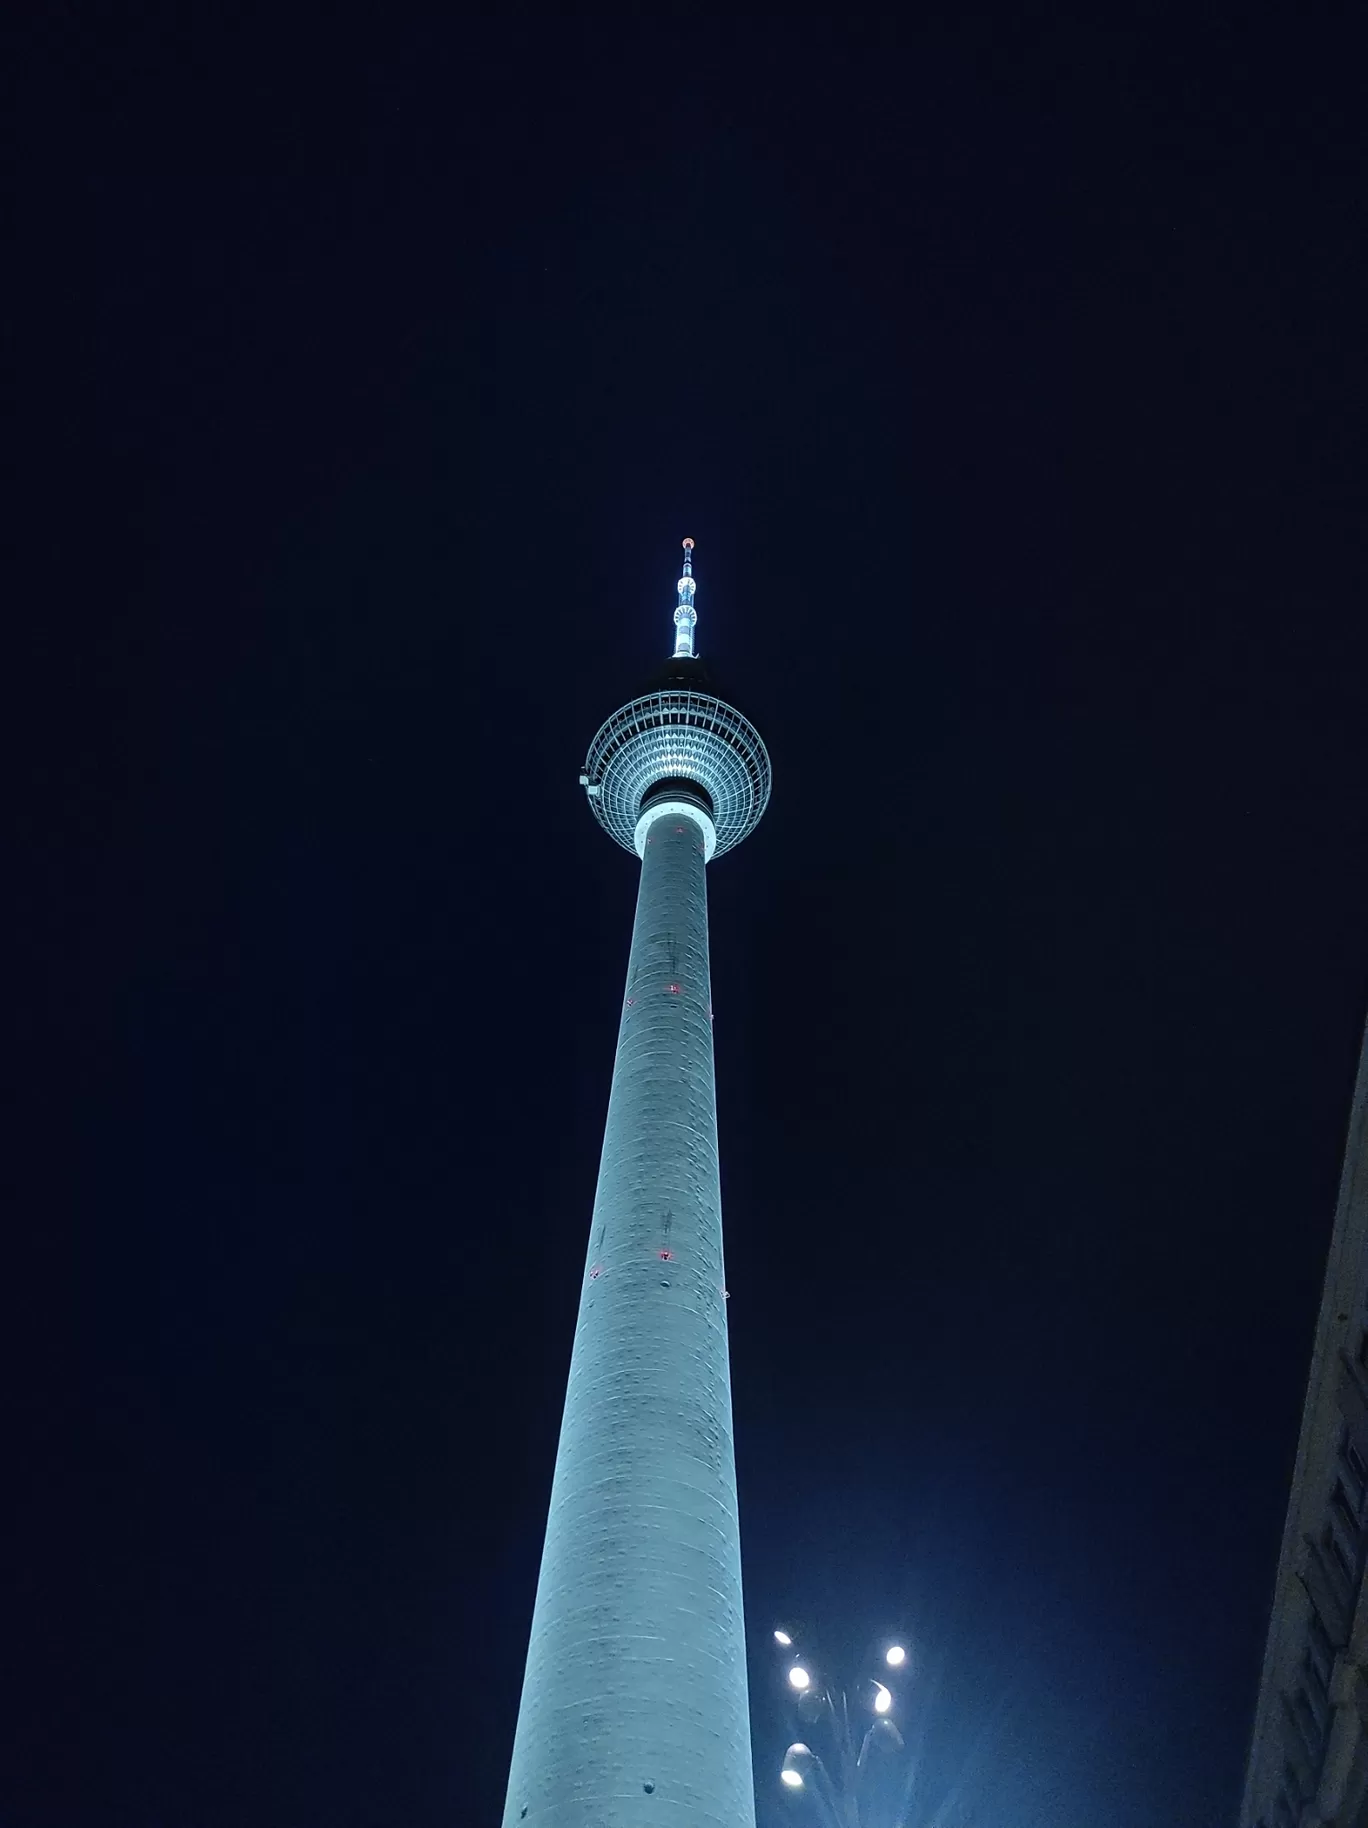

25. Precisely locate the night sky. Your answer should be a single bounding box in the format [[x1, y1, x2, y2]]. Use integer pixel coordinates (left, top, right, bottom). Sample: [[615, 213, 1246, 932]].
[[11, 10, 1368, 1826]]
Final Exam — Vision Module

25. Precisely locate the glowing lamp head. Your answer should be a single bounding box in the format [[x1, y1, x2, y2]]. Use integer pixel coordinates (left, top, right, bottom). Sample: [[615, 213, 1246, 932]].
[[885, 1643, 907, 1668], [873, 1683, 893, 1715], [788, 1664, 812, 1692], [774, 1628, 793, 1647], [781, 1744, 812, 1791]]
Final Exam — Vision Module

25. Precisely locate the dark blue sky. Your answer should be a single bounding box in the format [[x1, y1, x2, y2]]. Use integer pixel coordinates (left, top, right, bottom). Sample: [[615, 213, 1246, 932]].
[[10, 9, 1368, 1826]]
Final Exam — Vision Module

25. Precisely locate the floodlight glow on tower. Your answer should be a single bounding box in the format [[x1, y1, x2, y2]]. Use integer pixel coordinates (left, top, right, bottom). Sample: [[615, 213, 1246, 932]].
[[502, 542, 770, 1828]]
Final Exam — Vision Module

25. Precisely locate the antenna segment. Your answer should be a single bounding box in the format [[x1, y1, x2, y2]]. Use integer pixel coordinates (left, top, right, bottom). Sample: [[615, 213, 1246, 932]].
[[673, 536, 698, 658]]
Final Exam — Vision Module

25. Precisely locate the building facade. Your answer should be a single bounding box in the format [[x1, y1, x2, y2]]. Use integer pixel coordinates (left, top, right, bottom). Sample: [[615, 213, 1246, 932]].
[[1243, 1021, 1368, 1828], [501, 543, 769, 1828]]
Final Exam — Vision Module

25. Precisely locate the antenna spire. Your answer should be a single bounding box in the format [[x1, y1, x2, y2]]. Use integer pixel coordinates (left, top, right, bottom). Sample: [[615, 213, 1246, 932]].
[[673, 537, 698, 658]]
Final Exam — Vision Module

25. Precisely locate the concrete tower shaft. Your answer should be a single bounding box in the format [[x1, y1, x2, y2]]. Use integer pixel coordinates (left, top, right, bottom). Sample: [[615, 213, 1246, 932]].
[[503, 544, 764, 1828], [501, 812, 753, 1828]]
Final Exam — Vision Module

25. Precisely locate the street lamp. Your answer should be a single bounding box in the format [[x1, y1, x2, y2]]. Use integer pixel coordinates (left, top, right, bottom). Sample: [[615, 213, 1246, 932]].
[[770, 1628, 910, 1828]]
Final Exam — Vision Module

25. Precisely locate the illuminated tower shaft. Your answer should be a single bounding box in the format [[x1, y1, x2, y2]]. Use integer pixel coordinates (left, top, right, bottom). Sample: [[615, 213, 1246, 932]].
[[503, 543, 769, 1828]]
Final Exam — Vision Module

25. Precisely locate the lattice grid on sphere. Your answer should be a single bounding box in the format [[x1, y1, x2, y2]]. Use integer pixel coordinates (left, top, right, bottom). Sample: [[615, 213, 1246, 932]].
[[582, 689, 771, 858]]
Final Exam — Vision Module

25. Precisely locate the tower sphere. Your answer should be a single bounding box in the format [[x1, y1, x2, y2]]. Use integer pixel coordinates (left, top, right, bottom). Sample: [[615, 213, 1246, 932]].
[[582, 659, 769, 862]]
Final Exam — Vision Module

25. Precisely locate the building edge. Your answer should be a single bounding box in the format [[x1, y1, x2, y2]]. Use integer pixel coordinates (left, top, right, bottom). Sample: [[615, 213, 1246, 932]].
[[1242, 1014, 1368, 1828]]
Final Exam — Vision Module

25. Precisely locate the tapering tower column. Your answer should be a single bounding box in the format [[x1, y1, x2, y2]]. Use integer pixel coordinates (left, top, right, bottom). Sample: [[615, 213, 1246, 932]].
[[503, 543, 770, 1828]]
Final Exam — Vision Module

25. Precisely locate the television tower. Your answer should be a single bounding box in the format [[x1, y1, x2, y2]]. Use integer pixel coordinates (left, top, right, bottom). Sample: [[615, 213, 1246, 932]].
[[502, 541, 770, 1828]]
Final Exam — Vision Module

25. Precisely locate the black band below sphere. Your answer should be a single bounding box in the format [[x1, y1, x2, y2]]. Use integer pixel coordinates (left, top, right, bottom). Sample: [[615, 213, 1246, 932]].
[[639, 777, 715, 821]]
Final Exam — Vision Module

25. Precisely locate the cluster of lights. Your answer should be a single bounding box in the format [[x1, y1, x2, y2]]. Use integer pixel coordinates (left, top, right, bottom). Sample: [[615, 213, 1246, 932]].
[[773, 1629, 909, 1802]]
